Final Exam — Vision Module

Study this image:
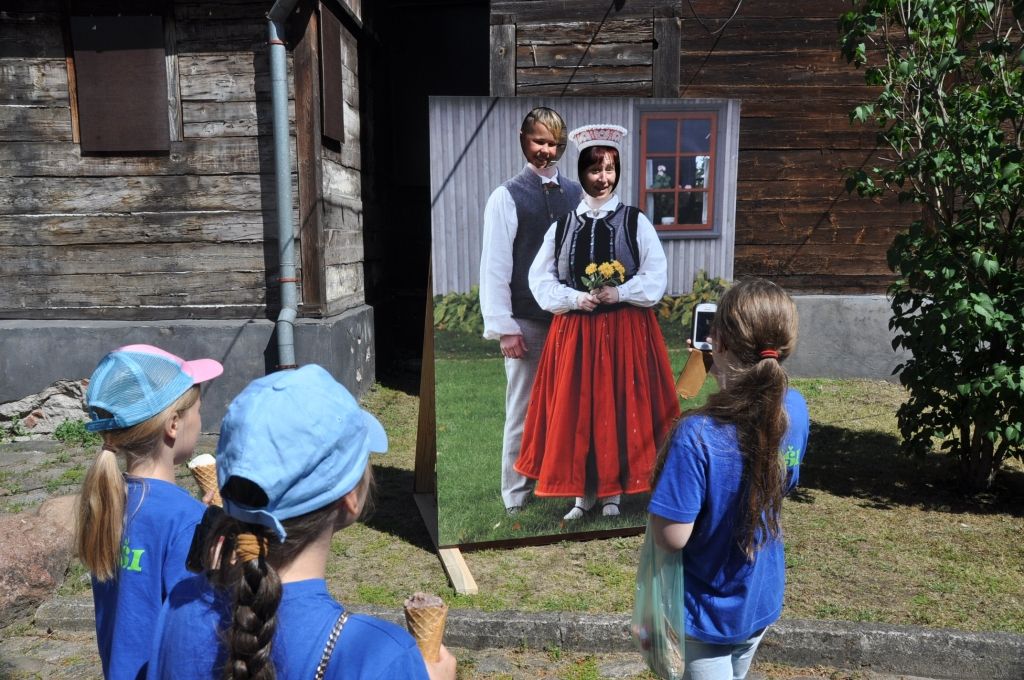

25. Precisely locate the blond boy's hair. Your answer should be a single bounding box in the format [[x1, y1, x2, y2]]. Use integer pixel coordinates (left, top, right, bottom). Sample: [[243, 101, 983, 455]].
[[521, 107, 567, 146]]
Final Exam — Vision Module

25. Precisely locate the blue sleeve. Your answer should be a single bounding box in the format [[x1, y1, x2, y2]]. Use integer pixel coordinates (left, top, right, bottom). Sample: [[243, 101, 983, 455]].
[[648, 418, 706, 523], [147, 594, 172, 679], [163, 513, 202, 597], [374, 648, 430, 680], [783, 389, 810, 493]]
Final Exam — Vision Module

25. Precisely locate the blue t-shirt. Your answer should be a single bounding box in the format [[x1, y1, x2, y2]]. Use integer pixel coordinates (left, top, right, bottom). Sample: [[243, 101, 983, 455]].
[[92, 476, 205, 680], [149, 576, 430, 680], [648, 388, 810, 645]]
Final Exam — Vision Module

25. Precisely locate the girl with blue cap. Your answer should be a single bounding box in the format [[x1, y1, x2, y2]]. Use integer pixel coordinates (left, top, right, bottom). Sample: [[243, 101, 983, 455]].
[[76, 344, 224, 680], [148, 364, 457, 680]]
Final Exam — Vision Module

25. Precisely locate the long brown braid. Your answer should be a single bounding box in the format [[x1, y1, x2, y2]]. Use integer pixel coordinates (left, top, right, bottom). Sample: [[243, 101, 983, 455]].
[[202, 466, 374, 679]]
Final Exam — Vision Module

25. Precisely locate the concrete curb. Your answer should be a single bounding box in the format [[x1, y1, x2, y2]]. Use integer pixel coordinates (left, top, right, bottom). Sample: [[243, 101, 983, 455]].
[[36, 597, 1024, 680]]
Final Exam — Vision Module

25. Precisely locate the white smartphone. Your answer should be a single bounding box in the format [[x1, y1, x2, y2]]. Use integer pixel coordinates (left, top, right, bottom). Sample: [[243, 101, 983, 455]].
[[691, 302, 717, 352]]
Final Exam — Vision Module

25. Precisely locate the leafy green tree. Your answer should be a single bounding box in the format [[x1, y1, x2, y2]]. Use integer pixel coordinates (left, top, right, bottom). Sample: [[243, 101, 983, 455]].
[[840, 1, 1023, 492]]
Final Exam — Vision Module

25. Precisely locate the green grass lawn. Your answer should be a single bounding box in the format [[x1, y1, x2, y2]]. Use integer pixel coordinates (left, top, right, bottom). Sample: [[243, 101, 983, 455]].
[[331, 329, 1024, 634], [33, 326, 1024, 636]]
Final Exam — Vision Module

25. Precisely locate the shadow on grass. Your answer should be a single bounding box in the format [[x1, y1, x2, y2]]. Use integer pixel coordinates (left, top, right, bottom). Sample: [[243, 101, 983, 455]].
[[362, 464, 435, 551], [798, 422, 1024, 517]]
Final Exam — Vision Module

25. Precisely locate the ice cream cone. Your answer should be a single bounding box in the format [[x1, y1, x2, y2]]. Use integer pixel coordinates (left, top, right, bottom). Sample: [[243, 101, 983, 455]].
[[403, 592, 448, 662], [187, 454, 222, 507]]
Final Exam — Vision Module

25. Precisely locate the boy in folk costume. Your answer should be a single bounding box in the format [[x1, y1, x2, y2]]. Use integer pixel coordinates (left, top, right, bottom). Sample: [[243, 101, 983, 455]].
[[479, 107, 584, 514]]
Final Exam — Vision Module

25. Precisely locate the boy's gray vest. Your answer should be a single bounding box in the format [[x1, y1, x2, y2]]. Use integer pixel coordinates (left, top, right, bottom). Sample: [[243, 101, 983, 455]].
[[504, 167, 583, 321]]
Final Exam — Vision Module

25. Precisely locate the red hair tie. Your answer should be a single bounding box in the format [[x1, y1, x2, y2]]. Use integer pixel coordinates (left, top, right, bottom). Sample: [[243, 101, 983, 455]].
[[759, 349, 779, 360]]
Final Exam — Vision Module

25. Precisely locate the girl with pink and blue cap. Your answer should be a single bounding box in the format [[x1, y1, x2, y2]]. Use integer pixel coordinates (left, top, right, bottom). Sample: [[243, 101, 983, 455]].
[[75, 344, 223, 680]]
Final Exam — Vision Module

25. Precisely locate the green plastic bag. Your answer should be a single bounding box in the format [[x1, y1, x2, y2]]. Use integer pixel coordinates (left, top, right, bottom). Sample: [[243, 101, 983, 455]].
[[631, 517, 685, 679]]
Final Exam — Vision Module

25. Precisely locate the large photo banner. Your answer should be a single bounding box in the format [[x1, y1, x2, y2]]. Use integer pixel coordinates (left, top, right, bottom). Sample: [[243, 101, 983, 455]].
[[429, 96, 737, 548]]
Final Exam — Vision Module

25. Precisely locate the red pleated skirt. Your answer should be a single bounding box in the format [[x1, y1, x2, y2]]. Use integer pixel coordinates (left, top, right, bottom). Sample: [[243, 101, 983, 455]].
[[515, 305, 680, 498]]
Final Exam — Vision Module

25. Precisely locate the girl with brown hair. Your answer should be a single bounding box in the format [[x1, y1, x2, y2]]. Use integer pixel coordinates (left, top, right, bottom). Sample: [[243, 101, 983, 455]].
[[148, 365, 456, 680], [648, 278, 810, 679], [76, 344, 223, 680]]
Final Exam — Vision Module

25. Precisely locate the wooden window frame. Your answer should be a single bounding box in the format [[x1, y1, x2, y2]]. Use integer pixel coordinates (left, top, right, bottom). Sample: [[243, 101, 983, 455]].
[[638, 110, 718, 235]]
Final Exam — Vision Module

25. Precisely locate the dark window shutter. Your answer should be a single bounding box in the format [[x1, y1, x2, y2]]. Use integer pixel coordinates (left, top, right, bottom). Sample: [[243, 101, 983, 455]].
[[70, 14, 169, 153], [319, 3, 344, 145]]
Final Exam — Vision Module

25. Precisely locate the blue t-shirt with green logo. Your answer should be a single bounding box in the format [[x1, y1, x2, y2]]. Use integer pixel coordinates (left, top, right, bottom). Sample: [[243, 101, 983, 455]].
[[91, 476, 204, 680], [649, 388, 809, 644]]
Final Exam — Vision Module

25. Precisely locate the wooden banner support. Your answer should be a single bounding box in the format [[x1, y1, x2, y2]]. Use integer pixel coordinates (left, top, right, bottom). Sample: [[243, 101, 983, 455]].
[[414, 264, 479, 595]]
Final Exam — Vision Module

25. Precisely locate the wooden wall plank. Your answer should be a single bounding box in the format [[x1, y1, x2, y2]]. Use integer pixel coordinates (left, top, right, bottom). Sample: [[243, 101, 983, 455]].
[[653, 3, 681, 98], [0, 138, 284, 176], [493, 0, 664, 22], [680, 52, 866, 87], [0, 13, 65, 59], [0, 242, 265, 276], [490, 19, 516, 97], [178, 53, 273, 102], [0, 59, 69, 104], [0, 106, 73, 142], [0, 175, 297, 214], [0, 212, 270, 246], [516, 79, 653, 96], [515, 18, 652, 44], [181, 100, 295, 138], [516, 43, 652, 68], [3, 271, 268, 309]]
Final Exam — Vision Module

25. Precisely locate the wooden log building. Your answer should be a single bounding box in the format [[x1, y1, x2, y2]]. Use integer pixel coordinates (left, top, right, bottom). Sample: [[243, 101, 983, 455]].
[[1, 0, 908, 423]]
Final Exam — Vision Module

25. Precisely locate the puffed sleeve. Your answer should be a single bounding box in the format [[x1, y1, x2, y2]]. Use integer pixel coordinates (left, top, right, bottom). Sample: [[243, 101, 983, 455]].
[[614, 210, 668, 307]]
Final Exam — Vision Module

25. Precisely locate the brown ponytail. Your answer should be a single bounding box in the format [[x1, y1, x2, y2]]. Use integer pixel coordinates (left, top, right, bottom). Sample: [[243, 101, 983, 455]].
[[654, 279, 798, 560], [75, 386, 200, 581], [707, 279, 797, 559]]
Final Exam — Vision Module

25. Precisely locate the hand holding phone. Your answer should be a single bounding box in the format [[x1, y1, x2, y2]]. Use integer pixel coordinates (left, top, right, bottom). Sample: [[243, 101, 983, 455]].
[[691, 303, 716, 352]]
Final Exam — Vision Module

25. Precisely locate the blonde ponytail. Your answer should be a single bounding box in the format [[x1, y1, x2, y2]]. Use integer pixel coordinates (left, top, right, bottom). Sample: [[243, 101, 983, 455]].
[[76, 448, 127, 581], [75, 386, 201, 581]]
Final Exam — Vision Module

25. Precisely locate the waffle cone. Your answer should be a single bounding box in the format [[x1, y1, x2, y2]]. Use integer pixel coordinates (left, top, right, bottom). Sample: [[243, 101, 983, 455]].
[[403, 602, 447, 662], [189, 464, 223, 507]]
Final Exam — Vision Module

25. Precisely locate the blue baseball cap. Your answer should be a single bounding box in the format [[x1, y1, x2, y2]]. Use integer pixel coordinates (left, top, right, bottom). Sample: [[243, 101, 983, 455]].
[[86, 344, 223, 432], [216, 364, 388, 541]]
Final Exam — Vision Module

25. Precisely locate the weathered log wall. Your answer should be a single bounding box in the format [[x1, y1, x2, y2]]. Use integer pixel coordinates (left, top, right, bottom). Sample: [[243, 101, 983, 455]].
[[0, 0, 365, 319], [493, 0, 915, 293]]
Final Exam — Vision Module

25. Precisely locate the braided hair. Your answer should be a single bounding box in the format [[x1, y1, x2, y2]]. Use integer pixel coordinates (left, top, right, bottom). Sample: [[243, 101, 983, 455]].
[[202, 467, 373, 679]]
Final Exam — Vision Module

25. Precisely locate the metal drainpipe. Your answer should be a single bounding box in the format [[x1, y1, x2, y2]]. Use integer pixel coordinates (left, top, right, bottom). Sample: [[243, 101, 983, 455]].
[[267, 0, 301, 369]]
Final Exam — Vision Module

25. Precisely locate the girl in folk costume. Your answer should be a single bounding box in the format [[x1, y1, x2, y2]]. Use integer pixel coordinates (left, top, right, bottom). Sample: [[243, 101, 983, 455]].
[[515, 124, 680, 520], [649, 278, 810, 679], [148, 365, 456, 680], [75, 344, 223, 680]]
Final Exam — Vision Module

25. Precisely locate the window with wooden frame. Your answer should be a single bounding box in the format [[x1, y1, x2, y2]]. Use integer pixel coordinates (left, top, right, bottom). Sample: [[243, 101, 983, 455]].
[[638, 111, 718, 234], [65, 1, 171, 154]]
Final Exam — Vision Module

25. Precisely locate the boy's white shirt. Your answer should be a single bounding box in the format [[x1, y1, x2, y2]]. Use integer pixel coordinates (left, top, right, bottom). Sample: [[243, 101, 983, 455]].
[[528, 195, 668, 314], [479, 164, 563, 340]]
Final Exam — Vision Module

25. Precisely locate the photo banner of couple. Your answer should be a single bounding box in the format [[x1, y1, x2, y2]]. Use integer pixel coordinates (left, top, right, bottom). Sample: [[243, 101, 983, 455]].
[[413, 96, 739, 592]]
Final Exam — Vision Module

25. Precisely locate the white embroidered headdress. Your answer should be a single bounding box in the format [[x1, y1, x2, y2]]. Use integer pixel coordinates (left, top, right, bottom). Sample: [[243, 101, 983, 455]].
[[568, 124, 628, 152]]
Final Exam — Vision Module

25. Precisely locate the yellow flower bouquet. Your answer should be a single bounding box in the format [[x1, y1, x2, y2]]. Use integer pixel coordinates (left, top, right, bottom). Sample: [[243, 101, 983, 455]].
[[580, 260, 626, 291]]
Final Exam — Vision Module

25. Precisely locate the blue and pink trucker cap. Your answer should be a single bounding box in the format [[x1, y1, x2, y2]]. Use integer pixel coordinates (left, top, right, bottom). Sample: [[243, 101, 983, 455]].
[[86, 344, 223, 432]]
